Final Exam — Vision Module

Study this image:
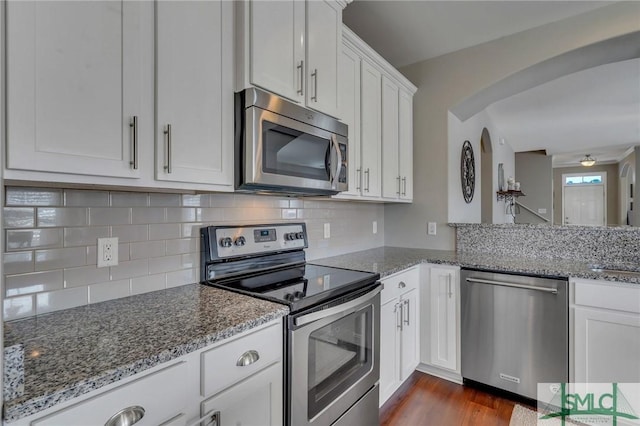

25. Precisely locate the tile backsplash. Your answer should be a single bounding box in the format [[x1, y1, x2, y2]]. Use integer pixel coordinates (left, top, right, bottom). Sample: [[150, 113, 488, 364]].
[[3, 187, 384, 321]]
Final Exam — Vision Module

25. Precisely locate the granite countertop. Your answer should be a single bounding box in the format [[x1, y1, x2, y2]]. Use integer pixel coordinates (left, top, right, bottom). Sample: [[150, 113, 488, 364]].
[[312, 246, 640, 284], [2, 284, 288, 423]]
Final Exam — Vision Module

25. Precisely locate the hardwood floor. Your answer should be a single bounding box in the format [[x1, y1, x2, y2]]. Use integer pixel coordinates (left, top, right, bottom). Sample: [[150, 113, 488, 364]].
[[380, 372, 531, 425]]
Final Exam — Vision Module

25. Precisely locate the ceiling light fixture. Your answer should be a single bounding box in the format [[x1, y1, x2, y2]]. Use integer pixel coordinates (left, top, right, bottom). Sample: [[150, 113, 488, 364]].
[[580, 154, 596, 167]]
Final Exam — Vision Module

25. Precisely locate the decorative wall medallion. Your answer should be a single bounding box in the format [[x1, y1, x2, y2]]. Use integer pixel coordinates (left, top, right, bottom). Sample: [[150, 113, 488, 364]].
[[460, 140, 475, 203]]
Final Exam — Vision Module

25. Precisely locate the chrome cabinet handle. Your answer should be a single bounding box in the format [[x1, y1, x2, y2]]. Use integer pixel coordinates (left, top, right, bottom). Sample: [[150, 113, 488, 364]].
[[129, 116, 138, 170], [184, 410, 220, 426], [403, 299, 410, 326], [311, 69, 318, 101], [236, 350, 260, 366], [330, 134, 342, 189], [164, 124, 172, 174], [396, 176, 401, 195], [364, 168, 370, 192], [465, 277, 558, 294], [297, 61, 304, 95], [398, 281, 406, 289], [105, 406, 145, 426], [356, 168, 362, 191], [394, 302, 403, 331], [448, 275, 452, 298], [402, 177, 407, 196]]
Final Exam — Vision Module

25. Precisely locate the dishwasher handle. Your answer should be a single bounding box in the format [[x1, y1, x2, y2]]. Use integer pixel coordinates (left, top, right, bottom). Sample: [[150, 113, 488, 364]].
[[465, 277, 558, 294]]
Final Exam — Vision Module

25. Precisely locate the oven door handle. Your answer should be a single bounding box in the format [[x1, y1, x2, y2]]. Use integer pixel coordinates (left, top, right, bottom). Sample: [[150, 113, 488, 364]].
[[294, 285, 381, 327]]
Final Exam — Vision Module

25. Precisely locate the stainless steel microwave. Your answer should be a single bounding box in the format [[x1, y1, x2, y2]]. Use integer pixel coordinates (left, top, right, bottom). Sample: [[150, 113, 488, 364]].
[[235, 88, 348, 196]]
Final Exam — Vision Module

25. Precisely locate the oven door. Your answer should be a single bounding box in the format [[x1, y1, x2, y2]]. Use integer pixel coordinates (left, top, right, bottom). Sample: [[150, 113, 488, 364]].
[[243, 106, 348, 194], [288, 285, 380, 426]]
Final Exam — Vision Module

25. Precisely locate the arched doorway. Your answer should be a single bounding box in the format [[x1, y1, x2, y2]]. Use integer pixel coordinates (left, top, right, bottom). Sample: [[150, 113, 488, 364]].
[[480, 128, 493, 223], [620, 161, 635, 225]]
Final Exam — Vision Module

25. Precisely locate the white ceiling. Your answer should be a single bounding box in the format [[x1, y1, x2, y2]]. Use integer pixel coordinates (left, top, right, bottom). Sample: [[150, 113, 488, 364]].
[[343, 1, 640, 168], [343, 1, 613, 68]]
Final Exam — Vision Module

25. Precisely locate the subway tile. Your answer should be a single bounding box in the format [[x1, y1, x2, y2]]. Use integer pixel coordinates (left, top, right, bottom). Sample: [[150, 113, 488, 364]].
[[118, 243, 130, 262], [165, 238, 197, 256], [6, 229, 63, 251], [182, 194, 210, 207], [182, 223, 204, 238], [35, 247, 87, 271], [4, 295, 35, 321], [131, 274, 166, 295], [166, 268, 197, 288], [130, 241, 166, 260], [110, 192, 149, 207], [6, 187, 62, 206], [149, 193, 180, 207], [89, 279, 131, 304], [289, 199, 303, 208], [110, 259, 149, 281], [3, 208, 35, 228], [37, 207, 88, 227], [89, 207, 131, 226], [112, 225, 148, 243], [132, 207, 166, 224], [209, 194, 235, 208], [166, 208, 196, 223], [180, 253, 199, 270], [197, 208, 224, 222], [149, 223, 181, 241], [63, 226, 109, 247], [4, 251, 34, 275], [86, 246, 97, 266], [36, 287, 88, 315], [64, 265, 110, 288], [5, 270, 64, 297], [64, 189, 109, 207], [148, 255, 182, 274], [282, 209, 297, 219]]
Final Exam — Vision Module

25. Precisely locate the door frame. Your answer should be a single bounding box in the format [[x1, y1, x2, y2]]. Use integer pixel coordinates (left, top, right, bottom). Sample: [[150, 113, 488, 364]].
[[561, 171, 607, 226]]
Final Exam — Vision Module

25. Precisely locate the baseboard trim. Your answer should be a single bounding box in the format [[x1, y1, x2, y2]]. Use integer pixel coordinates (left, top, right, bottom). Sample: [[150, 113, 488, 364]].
[[416, 363, 463, 384]]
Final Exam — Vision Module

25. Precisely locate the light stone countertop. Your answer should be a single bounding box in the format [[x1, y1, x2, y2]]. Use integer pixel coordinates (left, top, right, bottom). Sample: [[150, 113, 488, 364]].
[[2, 284, 288, 423], [312, 246, 640, 284]]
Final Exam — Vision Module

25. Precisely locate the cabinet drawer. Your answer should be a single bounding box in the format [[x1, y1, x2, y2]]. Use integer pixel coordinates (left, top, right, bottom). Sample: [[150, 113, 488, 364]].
[[574, 280, 640, 314], [201, 322, 282, 397], [380, 266, 419, 304], [32, 362, 188, 426]]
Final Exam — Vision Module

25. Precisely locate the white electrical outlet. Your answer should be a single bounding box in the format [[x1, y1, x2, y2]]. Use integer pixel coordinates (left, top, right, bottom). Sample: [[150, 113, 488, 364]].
[[324, 223, 331, 239], [97, 237, 119, 267], [373, 221, 378, 234], [428, 222, 437, 235]]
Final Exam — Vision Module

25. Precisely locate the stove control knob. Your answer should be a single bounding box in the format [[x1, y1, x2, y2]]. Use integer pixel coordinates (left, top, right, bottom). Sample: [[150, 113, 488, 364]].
[[296, 232, 304, 240], [234, 236, 246, 247], [284, 233, 295, 241], [284, 293, 296, 302], [294, 291, 305, 299], [219, 237, 233, 248]]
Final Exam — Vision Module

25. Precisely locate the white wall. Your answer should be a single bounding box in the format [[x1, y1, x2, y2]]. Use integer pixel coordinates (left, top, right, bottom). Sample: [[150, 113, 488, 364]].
[[385, 2, 640, 250]]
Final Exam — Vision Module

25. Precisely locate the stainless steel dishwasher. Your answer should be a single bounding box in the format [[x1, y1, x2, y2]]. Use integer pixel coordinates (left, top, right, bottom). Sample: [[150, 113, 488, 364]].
[[460, 269, 568, 401]]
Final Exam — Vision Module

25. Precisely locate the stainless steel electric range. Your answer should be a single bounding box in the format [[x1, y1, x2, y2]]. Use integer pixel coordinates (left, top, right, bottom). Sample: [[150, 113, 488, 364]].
[[200, 223, 381, 426]]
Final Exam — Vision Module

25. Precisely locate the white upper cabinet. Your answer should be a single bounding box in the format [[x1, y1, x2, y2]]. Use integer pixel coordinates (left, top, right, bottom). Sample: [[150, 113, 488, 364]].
[[360, 60, 382, 198], [155, 1, 233, 187], [238, 0, 344, 118], [381, 76, 400, 199], [398, 89, 414, 200], [6, 1, 144, 178]]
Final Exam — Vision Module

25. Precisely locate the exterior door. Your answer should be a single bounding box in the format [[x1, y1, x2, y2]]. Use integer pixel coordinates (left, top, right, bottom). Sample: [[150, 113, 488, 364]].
[[563, 185, 605, 226]]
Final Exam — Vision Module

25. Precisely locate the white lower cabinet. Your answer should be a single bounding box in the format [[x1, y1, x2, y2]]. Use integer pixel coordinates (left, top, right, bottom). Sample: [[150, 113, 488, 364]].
[[571, 278, 640, 383], [418, 264, 461, 383], [379, 267, 420, 406], [13, 320, 283, 426]]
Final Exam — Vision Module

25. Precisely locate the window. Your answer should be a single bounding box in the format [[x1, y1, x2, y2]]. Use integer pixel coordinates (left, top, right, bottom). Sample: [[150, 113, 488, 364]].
[[565, 174, 603, 185]]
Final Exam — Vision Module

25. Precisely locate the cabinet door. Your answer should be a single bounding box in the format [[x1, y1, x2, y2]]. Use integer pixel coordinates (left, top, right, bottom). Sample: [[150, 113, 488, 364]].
[[381, 76, 400, 199], [306, 0, 341, 118], [398, 89, 414, 201], [338, 44, 361, 197], [429, 267, 458, 371], [249, 0, 304, 104], [200, 362, 283, 426], [574, 306, 640, 383], [400, 289, 420, 381], [360, 60, 382, 197], [156, 1, 233, 187], [6, 1, 143, 178], [379, 298, 400, 406]]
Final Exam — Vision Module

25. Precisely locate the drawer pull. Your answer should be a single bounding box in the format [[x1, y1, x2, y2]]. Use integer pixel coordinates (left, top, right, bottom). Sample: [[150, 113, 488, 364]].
[[236, 350, 260, 366], [104, 406, 145, 426], [398, 281, 406, 289]]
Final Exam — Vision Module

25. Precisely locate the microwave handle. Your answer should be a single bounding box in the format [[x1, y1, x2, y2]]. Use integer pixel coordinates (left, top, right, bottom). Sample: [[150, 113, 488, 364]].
[[330, 134, 342, 189]]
